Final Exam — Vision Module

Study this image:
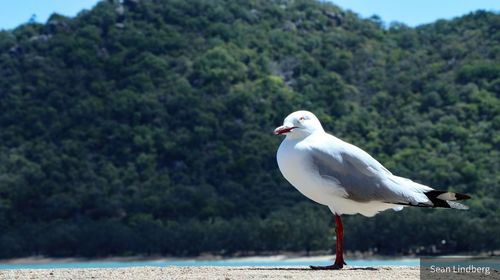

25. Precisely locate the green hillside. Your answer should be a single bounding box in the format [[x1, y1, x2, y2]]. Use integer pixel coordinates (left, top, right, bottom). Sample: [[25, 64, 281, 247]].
[[0, 0, 498, 258]]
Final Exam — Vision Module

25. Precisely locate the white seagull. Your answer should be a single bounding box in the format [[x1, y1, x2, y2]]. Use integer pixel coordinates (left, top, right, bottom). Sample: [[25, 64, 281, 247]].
[[274, 110, 470, 270]]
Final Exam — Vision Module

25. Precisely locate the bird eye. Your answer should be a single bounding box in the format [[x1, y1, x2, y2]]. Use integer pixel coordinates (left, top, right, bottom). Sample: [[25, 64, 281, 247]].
[[299, 116, 306, 121]]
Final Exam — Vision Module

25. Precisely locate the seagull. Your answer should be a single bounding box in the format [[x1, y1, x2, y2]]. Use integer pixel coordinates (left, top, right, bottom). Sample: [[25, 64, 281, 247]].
[[274, 110, 470, 270]]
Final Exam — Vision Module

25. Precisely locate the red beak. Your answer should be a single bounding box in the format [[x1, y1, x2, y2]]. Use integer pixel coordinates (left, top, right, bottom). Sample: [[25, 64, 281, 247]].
[[274, 125, 296, 135]]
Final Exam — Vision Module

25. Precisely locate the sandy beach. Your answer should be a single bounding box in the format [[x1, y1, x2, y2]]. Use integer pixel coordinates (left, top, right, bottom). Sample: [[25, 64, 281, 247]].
[[0, 266, 421, 280]]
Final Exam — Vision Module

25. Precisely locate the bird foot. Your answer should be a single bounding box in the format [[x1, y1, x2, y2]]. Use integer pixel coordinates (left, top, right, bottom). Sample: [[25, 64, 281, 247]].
[[310, 263, 344, 270]]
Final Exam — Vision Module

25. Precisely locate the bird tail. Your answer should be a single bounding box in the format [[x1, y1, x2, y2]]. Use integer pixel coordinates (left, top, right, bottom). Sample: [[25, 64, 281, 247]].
[[388, 176, 471, 210], [390, 190, 471, 210], [423, 190, 471, 210]]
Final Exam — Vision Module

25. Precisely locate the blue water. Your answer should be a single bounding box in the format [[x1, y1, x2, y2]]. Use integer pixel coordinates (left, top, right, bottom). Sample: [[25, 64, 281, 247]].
[[0, 258, 419, 270]]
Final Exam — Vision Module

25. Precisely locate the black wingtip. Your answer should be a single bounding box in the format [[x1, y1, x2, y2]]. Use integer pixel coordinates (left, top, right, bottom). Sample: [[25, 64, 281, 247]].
[[425, 190, 471, 201], [423, 190, 471, 209], [454, 193, 471, 200], [387, 190, 471, 209], [424, 191, 450, 208]]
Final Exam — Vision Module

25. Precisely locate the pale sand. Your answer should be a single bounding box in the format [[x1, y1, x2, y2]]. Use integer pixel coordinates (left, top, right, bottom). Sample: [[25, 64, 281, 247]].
[[0, 266, 420, 280]]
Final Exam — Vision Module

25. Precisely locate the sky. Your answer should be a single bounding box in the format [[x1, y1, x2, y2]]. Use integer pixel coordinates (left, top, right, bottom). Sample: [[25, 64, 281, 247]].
[[332, 0, 500, 26], [0, 0, 499, 30], [0, 0, 100, 30]]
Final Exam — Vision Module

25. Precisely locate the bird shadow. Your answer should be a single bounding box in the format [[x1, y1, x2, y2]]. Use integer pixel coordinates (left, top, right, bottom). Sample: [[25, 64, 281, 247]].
[[236, 267, 379, 271]]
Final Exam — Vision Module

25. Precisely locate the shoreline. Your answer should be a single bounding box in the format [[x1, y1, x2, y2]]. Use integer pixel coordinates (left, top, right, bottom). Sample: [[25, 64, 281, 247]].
[[2, 256, 498, 280], [0, 254, 423, 265], [0, 266, 422, 280], [3, 249, 496, 265]]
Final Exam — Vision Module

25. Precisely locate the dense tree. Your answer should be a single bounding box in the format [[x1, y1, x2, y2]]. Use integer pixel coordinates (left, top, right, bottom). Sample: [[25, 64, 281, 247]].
[[0, 0, 498, 258]]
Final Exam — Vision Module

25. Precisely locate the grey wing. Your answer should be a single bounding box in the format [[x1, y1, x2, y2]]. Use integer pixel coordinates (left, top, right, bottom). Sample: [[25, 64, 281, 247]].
[[309, 145, 406, 203]]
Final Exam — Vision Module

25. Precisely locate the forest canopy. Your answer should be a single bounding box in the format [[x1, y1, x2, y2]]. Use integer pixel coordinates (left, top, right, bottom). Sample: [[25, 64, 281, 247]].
[[0, 0, 498, 258]]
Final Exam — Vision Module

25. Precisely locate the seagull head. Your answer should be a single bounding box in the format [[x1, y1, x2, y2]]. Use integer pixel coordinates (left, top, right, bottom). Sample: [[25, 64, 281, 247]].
[[274, 110, 324, 139]]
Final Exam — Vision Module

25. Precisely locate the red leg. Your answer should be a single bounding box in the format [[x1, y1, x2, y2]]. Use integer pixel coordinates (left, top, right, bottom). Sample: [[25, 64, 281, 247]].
[[310, 214, 346, 270]]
